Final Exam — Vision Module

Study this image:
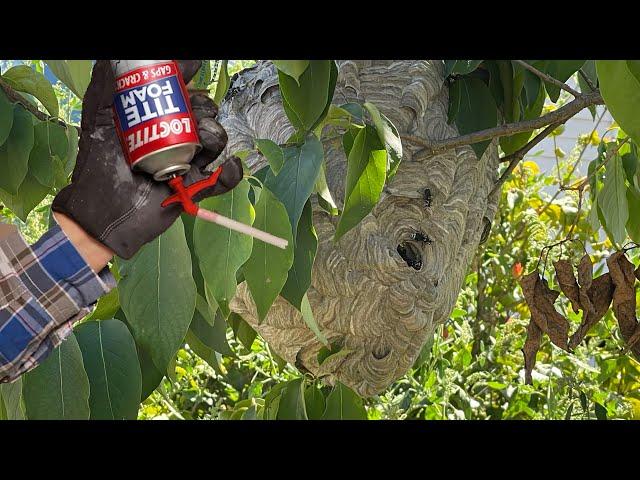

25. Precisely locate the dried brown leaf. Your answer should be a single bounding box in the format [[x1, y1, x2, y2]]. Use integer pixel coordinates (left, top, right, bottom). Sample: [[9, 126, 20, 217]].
[[607, 252, 640, 357], [554, 259, 581, 314], [568, 273, 614, 349], [523, 318, 543, 385], [520, 271, 570, 351], [577, 254, 595, 317]]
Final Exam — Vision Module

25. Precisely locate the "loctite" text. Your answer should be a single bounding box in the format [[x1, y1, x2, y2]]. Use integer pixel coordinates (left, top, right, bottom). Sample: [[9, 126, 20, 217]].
[[127, 118, 193, 152]]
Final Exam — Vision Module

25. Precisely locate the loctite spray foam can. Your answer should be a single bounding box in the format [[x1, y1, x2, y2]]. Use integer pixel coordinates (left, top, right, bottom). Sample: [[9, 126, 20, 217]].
[[111, 60, 201, 181]]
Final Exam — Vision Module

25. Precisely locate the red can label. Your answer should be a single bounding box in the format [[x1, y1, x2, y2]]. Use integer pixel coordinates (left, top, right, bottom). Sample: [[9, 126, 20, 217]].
[[112, 61, 199, 166]]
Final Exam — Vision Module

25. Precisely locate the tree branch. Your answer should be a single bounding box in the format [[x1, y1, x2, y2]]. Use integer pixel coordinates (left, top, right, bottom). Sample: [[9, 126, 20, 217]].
[[409, 90, 603, 157], [0, 78, 80, 134], [488, 122, 561, 198], [514, 60, 581, 97], [578, 68, 597, 92]]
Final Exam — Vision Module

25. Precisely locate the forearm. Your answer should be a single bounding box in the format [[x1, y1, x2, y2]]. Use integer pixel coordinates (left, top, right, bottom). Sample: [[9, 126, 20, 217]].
[[53, 212, 115, 273]]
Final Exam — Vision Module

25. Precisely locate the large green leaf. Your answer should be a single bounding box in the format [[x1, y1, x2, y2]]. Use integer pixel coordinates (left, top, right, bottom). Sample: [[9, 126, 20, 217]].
[[278, 60, 333, 131], [44, 60, 93, 99], [280, 200, 317, 310], [0, 90, 13, 145], [335, 125, 387, 241], [0, 173, 50, 221], [626, 186, 640, 243], [364, 102, 403, 180], [539, 60, 585, 102], [228, 312, 257, 351], [598, 154, 629, 245], [0, 105, 34, 193], [0, 378, 26, 420], [189, 295, 233, 356], [195, 180, 254, 317], [266, 135, 323, 240], [597, 61, 640, 147], [29, 120, 68, 188], [213, 60, 230, 105], [301, 293, 328, 346], [452, 76, 498, 158], [273, 60, 310, 84], [86, 286, 120, 321], [64, 124, 79, 175], [304, 384, 326, 420], [118, 218, 196, 372], [255, 138, 284, 174], [2, 65, 58, 116], [136, 341, 165, 401], [75, 319, 142, 420], [243, 187, 294, 321], [578, 60, 598, 119], [277, 378, 308, 420], [444, 60, 483, 76], [22, 334, 90, 419], [321, 382, 367, 420]]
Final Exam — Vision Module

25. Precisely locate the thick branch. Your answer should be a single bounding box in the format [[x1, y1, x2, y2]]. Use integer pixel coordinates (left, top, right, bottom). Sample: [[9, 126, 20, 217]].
[[514, 60, 581, 97], [410, 90, 603, 156], [0, 78, 80, 133]]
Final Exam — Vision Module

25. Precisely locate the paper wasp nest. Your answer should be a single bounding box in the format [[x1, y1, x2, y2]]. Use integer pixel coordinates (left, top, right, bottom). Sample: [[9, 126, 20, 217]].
[[219, 60, 500, 396]]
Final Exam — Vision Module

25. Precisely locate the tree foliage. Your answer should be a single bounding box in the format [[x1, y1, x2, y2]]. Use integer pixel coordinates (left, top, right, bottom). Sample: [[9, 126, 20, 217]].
[[1, 59, 640, 420]]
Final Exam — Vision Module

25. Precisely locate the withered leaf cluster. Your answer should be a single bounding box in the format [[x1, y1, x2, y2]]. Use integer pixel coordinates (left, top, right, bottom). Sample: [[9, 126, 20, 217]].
[[520, 252, 640, 384]]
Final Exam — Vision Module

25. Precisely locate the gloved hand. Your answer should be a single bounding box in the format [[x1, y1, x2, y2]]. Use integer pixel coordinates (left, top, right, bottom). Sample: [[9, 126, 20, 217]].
[[52, 60, 243, 260]]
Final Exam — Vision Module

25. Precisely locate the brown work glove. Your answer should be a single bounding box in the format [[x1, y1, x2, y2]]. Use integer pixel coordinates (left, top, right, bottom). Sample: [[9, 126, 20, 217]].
[[52, 60, 243, 259]]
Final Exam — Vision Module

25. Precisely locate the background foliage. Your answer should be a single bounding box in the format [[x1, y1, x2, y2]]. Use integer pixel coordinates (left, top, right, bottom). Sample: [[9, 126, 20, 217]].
[[1, 59, 639, 420]]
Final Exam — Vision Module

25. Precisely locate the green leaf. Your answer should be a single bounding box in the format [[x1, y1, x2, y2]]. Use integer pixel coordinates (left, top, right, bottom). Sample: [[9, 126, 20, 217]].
[[278, 60, 333, 131], [539, 60, 585, 102], [2, 65, 58, 117], [321, 382, 367, 420], [190, 295, 234, 356], [0, 105, 34, 194], [136, 341, 165, 401], [64, 125, 78, 175], [262, 381, 288, 420], [277, 378, 308, 420], [75, 319, 142, 420], [0, 173, 50, 221], [452, 76, 498, 158], [597, 61, 640, 147], [0, 90, 14, 145], [185, 329, 224, 375], [272, 60, 310, 85], [44, 60, 93, 99], [118, 218, 196, 372], [213, 60, 230, 105], [190, 60, 212, 90], [301, 293, 329, 346], [195, 180, 254, 317], [255, 138, 284, 174], [29, 120, 68, 188], [598, 154, 629, 245], [281, 199, 318, 310], [594, 402, 608, 420], [626, 187, 640, 243], [445, 60, 483, 76], [265, 135, 323, 240], [315, 162, 339, 216], [22, 334, 90, 419], [304, 385, 326, 420], [243, 187, 294, 321], [334, 125, 387, 241], [0, 378, 26, 420], [228, 312, 257, 351], [86, 286, 120, 321], [447, 78, 461, 124], [578, 60, 598, 119], [364, 102, 403, 180], [500, 81, 545, 155]]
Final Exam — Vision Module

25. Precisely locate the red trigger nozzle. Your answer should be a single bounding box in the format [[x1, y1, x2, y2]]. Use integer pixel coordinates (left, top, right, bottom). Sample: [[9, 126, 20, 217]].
[[161, 166, 224, 216]]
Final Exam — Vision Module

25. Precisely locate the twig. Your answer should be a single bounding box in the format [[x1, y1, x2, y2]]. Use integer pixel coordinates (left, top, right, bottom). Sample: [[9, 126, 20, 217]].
[[578, 68, 597, 92], [562, 137, 631, 191], [411, 90, 603, 157], [0, 78, 80, 134], [488, 122, 561, 198], [514, 60, 581, 98]]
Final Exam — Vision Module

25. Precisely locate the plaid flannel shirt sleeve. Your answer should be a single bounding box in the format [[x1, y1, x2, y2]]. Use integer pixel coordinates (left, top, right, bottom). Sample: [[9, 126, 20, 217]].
[[0, 223, 116, 383]]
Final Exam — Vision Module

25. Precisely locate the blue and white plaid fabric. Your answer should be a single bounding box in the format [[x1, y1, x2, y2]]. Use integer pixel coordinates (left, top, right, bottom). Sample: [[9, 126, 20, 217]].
[[0, 223, 115, 383]]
